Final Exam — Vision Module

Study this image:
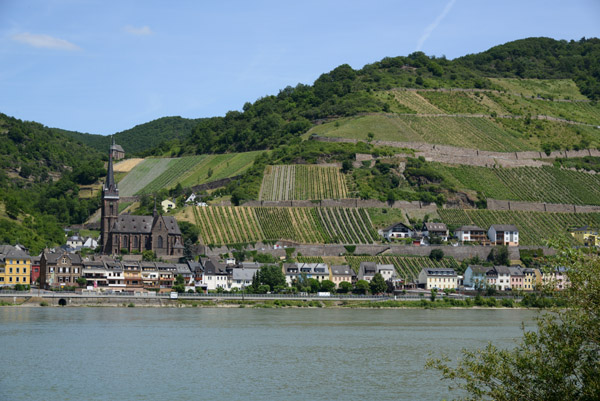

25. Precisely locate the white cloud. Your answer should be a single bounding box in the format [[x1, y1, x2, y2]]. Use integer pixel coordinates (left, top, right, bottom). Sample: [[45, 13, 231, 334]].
[[11, 32, 80, 50], [124, 25, 153, 36], [416, 0, 457, 51]]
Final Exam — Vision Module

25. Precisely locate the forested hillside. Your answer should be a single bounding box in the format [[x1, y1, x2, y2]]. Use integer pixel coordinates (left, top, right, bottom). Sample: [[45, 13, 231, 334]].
[[0, 114, 105, 252], [64, 116, 201, 155]]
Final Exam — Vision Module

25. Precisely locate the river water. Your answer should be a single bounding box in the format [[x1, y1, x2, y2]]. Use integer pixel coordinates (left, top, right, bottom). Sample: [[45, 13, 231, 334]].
[[0, 307, 539, 400]]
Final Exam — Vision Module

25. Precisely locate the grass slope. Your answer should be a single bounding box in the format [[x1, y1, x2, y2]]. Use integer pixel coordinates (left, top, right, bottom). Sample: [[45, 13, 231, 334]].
[[117, 151, 262, 196]]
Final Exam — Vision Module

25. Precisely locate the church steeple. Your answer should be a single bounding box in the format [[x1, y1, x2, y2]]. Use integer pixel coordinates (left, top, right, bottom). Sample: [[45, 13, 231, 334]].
[[104, 150, 119, 198], [101, 142, 120, 254]]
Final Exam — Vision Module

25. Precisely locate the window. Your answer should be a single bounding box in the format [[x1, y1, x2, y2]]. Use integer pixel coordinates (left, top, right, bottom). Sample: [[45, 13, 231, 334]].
[[16, 268, 20, 273], [9, 277, 12, 282], [23, 268, 26, 274], [133, 236, 139, 248], [16, 277, 19, 282], [9, 268, 12, 273], [158, 236, 163, 248]]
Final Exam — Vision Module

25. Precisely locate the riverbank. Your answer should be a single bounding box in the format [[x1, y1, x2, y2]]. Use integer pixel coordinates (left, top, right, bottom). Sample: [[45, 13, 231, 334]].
[[0, 296, 553, 309]]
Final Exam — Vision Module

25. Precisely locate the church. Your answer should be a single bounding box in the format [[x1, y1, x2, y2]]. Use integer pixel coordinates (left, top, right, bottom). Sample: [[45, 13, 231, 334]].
[[101, 147, 184, 258]]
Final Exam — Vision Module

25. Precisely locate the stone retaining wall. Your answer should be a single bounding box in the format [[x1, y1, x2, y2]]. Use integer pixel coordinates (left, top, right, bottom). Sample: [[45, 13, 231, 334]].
[[486, 198, 600, 213], [201, 242, 555, 261]]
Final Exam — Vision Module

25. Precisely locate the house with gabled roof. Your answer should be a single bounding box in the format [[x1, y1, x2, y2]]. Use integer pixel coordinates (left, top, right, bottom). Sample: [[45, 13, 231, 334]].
[[39, 250, 83, 289], [488, 224, 519, 246], [455, 225, 487, 243], [418, 268, 457, 290], [380, 223, 414, 240], [463, 265, 492, 289], [330, 265, 356, 288], [422, 222, 449, 241]]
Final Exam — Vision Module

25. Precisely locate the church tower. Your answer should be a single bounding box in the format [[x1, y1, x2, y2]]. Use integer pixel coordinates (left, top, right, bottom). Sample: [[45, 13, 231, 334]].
[[101, 147, 119, 254]]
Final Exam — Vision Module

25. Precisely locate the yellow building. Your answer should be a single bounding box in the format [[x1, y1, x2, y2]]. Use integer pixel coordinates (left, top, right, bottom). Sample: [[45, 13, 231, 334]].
[[0, 245, 32, 287], [522, 268, 541, 291], [570, 226, 599, 246]]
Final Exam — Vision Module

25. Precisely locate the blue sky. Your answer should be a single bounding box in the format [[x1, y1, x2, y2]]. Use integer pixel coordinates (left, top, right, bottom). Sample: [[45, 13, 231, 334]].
[[1, 0, 599, 135]]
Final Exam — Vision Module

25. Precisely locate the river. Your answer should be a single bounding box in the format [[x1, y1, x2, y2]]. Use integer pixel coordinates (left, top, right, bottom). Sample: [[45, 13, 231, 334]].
[[0, 308, 539, 400]]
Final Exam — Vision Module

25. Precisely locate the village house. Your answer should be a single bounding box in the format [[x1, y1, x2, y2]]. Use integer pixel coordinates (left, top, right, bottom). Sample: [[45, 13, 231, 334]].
[[30, 256, 41, 286], [330, 265, 356, 288], [358, 262, 396, 282], [82, 260, 109, 289], [0, 245, 32, 287], [418, 268, 457, 290], [570, 226, 599, 246], [508, 266, 524, 290], [454, 225, 487, 243], [229, 265, 260, 290], [488, 224, 519, 246], [39, 250, 83, 289], [463, 265, 492, 289], [380, 223, 414, 240], [161, 199, 176, 213], [203, 259, 229, 290], [493, 266, 512, 291], [66, 235, 84, 249], [522, 268, 541, 291], [422, 222, 449, 242], [122, 261, 143, 289]]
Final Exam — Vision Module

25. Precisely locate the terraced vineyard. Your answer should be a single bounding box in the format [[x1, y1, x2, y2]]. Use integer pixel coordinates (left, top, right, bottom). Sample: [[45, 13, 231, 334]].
[[346, 255, 459, 284], [117, 151, 261, 196], [259, 165, 348, 201], [439, 209, 600, 246], [192, 206, 263, 245], [308, 114, 533, 151], [192, 206, 379, 246], [440, 165, 600, 205], [307, 80, 600, 152]]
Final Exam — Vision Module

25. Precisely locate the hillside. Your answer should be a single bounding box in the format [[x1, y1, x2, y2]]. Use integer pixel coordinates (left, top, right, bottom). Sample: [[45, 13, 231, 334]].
[[0, 113, 105, 253], [64, 116, 201, 155], [116, 151, 262, 197]]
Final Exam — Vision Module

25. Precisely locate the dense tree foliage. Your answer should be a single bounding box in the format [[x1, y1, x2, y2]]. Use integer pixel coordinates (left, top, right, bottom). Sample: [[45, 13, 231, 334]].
[[0, 114, 104, 253]]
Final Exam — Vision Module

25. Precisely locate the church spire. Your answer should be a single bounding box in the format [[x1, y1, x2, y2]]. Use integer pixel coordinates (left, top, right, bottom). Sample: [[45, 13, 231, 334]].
[[153, 197, 158, 218], [104, 142, 119, 198]]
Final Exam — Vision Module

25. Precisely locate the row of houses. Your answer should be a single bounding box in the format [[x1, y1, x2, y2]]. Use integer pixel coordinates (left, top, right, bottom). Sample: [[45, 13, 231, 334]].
[[419, 265, 569, 291], [381, 222, 519, 246]]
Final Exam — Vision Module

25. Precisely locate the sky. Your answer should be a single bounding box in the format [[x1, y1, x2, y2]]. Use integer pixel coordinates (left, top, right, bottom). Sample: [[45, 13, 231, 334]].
[[1, 0, 599, 136]]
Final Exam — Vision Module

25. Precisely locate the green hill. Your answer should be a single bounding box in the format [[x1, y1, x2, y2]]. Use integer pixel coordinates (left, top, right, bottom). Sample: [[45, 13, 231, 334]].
[[63, 116, 201, 155]]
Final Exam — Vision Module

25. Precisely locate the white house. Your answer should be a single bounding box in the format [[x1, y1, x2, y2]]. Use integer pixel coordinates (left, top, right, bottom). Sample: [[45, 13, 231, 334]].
[[358, 262, 396, 282], [161, 199, 176, 213], [380, 223, 413, 240], [455, 225, 487, 243], [492, 266, 512, 291], [202, 259, 229, 290], [229, 266, 260, 290], [82, 237, 98, 249], [66, 235, 84, 249], [488, 225, 519, 246], [418, 268, 457, 290]]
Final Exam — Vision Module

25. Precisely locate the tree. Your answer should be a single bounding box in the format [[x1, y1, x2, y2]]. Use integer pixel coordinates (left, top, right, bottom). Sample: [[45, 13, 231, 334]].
[[319, 280, 336, 293], [370, 273, 387, 294], [308, 278, 321, 293], [259, 265, 286, 292], [429, 249, 444, 261], [488, 246, 509, 266], [427, 245, 600, 400], [76, 277, 87, 287], [337, 281, 352, 294], [354, 279, 370, 295], [142, 250, 157, 261], [172, 274, 185, 293], [341, 159, 353, 174]]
